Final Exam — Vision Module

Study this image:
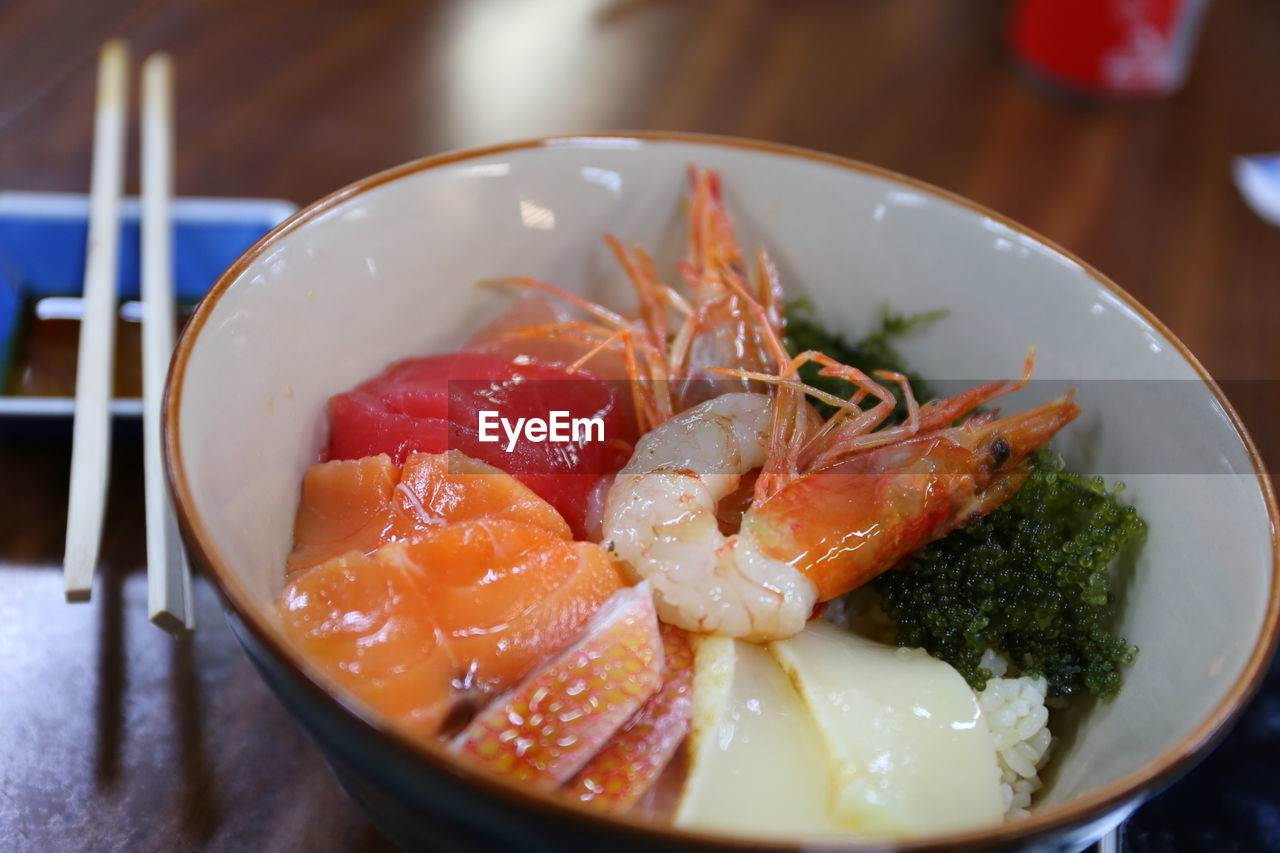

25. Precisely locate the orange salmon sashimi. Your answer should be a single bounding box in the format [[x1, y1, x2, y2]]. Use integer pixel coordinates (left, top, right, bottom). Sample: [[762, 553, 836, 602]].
[[278, 546, 459, 736], [286, 450, 571, 577], [391, 521, 625, 691], [566, 623, 694, 810], [453, 584, 664, 787], [280, 518, 625, 739]]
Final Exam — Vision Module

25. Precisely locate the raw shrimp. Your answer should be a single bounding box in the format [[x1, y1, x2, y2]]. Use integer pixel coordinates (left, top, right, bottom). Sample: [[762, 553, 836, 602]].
[[604, 392, 815, 639], [602, 359, 1080, 641], [668, 167, 786, 410], [488, 167, 787, 432]]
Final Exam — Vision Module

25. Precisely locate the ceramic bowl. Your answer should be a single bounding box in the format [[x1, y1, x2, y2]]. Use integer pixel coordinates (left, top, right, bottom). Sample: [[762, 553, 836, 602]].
[[165, 133, 1279, 852]]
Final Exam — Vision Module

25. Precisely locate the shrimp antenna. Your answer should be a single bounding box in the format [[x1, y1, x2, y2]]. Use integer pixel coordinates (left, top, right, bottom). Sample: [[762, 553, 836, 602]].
[[707, 366, 863, 414]]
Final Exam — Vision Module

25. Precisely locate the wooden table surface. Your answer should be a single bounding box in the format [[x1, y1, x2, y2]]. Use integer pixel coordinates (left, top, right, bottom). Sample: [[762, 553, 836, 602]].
[[2, 1, 1277, 850]]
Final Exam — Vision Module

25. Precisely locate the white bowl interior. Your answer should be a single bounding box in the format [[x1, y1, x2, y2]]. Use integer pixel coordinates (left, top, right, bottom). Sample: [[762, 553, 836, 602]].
[[174, 138, 1274, 815]]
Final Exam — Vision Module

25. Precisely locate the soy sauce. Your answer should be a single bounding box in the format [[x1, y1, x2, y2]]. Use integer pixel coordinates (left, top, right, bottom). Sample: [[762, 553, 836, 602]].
[[4, 298, 192, 398]]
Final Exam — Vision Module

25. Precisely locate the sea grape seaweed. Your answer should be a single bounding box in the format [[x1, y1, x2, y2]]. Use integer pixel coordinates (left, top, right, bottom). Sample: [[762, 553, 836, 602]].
[[873, 454, 1143, 699]]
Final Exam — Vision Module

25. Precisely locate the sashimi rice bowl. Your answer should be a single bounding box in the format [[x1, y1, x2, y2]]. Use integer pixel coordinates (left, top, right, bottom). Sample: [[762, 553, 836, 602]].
[[165, 134, 1279, 852]]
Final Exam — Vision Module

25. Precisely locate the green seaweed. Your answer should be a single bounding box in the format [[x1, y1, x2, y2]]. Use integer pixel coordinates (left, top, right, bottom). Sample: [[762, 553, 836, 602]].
[[873, 454, 1143, 699]]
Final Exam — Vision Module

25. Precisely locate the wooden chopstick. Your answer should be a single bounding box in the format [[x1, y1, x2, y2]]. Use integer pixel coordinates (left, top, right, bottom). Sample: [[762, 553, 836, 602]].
[[64, 40, 129, 601], [141, 52, 194, 633]]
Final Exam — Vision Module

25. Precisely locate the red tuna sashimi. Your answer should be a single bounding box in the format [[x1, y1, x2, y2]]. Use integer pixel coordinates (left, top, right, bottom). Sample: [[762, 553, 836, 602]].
[[325, 352, 636, 538], [565, 623, 694, 809], [452, 584, 663, 787]]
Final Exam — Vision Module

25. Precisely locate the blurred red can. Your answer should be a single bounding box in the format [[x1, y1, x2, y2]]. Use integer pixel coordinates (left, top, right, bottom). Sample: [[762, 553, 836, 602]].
[[1010, 0, 1211, 98]]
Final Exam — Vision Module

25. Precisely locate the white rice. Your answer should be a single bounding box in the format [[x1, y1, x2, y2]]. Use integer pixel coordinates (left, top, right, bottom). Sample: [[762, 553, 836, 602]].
[[976, 651, 1053, 818]]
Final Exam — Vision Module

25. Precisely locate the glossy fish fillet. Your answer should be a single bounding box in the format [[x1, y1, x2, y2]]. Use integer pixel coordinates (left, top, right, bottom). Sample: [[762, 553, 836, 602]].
[[390, 520, 625, 691], [278, 546, 459, 736], [453, 584, 663, 786], [286, 450, 570, 577], [566, 623, 694, 809], [279, 449, 624, 740]]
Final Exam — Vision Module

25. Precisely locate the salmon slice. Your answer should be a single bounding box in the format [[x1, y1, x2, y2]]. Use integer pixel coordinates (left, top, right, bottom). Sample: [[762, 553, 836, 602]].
[[388, 519, 626, 691], [286, 454, 405, 577], [278, 548, 460, 737], [286, 450, 570, 577], [279, 518, 626, 740], [399, 451, 570, 539]]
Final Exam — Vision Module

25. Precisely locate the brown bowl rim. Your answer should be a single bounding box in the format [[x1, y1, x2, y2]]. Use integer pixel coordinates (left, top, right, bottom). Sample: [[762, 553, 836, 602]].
[[164, 131, 1280, 851]]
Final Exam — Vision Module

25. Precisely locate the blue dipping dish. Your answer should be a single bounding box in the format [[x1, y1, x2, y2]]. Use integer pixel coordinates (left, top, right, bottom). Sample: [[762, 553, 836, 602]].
[[0, 192, 295, 418]]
